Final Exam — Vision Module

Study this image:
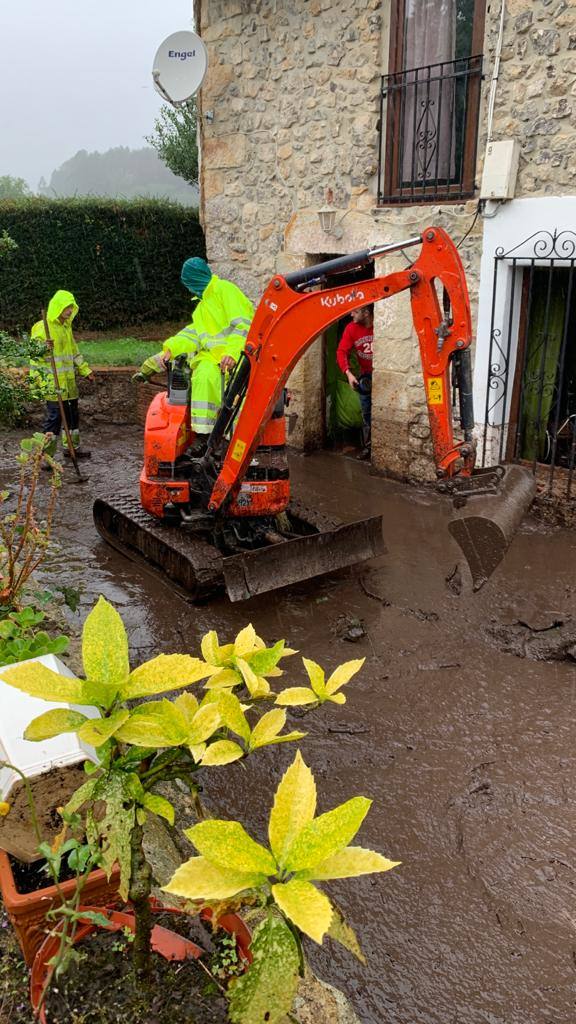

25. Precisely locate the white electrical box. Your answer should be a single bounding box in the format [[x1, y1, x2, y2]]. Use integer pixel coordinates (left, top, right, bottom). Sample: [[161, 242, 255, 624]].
[[480, 139, 520, 200]]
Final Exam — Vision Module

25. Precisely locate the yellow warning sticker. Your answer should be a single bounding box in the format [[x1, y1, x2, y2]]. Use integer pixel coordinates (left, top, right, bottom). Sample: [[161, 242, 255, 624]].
[[231, 439, 247, 462], [427, 377, 444, 406]]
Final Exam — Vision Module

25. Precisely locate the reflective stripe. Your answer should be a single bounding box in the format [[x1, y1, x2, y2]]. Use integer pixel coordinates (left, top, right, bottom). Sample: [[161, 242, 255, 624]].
[[221, 326, 249, 339], [190, 415, 217, 426], [190, 400, 219, 411], [221, 320, 251, 336], [196, 324, 249, 343]]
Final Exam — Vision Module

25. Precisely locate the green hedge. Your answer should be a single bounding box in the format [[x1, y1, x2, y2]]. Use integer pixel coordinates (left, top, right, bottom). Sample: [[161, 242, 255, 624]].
[[0, 197, 205, 331]]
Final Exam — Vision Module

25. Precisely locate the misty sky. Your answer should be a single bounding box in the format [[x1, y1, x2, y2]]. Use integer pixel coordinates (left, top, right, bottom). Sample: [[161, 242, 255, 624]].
[[0, 0, 193, 189]]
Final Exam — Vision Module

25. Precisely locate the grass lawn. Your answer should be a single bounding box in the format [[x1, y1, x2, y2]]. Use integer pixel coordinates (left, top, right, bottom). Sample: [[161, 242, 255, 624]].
[[78, 338, 160, 367]]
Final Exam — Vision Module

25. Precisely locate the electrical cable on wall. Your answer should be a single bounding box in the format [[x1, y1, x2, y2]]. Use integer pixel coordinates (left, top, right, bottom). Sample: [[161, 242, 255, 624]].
[[456, 201, 481, 249], [486, 0, 507, 144]]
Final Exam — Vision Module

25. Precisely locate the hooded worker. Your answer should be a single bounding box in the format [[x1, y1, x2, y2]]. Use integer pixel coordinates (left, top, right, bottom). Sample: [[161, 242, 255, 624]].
[[133, 258, 254, 448], [30, 290, 93, 459]]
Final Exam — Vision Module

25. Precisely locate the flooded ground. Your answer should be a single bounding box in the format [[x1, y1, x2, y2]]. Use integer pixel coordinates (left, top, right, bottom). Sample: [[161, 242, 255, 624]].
[[2, 425, 576, 1023]]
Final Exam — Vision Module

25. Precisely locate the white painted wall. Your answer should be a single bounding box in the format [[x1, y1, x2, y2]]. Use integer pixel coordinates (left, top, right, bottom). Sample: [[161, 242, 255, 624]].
[[474, 196, 576, 463]]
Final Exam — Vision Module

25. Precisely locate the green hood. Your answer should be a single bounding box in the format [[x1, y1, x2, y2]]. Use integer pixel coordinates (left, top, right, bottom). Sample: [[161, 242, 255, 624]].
[[47, 290, 78, 323]]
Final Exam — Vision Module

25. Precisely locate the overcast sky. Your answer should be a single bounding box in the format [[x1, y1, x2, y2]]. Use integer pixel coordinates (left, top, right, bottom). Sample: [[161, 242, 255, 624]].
[[0, 0, 193, 190]]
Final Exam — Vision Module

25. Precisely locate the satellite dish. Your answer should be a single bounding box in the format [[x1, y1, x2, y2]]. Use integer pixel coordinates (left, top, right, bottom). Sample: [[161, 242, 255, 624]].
[[152, 30, 208, 107]]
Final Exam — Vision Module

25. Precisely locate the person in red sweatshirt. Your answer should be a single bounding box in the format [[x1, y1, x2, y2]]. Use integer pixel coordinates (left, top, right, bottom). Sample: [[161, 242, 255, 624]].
[[336, 305, 374, 459]]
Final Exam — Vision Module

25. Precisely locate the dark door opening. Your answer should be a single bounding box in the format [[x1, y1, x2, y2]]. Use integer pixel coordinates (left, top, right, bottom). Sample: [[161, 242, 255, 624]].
[[508, 264, 576, 495], [321, 262, 375, 453]]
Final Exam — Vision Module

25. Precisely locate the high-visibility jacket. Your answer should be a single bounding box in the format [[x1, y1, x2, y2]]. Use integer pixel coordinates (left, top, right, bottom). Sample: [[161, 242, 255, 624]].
[[30, 291, 91, 401], [162, 275, 254, 433]]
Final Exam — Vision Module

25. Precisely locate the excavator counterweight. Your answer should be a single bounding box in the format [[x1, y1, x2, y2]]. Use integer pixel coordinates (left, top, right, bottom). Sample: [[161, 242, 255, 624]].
[[93, 227, 535, 600]]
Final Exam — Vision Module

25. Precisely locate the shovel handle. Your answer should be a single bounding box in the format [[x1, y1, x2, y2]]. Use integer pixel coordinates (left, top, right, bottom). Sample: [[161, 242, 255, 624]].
[[41, 309, 83, 480]]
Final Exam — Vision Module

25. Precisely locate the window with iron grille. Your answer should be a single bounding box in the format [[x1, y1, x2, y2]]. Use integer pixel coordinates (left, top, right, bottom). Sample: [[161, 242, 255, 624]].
[[379, 0, 485, 205]]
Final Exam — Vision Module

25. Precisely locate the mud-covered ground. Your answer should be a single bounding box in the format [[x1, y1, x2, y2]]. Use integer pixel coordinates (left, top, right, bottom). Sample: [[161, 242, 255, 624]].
[[2, 425, 576, 1024]]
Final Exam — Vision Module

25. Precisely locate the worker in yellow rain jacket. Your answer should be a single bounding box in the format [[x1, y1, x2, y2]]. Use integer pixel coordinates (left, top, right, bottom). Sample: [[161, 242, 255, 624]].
[[133, 258, 254, 452], [30, 290, 94, 458]]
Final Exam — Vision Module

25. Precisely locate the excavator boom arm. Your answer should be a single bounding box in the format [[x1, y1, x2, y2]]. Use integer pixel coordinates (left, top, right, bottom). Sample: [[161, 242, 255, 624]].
[[208, 226, 473, 512]]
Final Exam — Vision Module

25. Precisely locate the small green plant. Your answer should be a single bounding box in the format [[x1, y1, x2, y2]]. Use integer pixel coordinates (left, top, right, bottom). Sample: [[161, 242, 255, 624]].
[[165, 750, 399, 1023], [210, 930, 242, 983], [0, 606, 68, 665], [0, 434, 61, 608], [0, 367, 29, 427], [0, 595, 371, 1019], [0, 332, 47, 427], [0, 229, 18, 260], [0, 331, 46, 369]]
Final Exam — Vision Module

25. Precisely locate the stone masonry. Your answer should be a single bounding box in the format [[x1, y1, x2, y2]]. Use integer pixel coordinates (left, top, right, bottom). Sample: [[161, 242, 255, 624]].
[[193, 0, 576, 480]]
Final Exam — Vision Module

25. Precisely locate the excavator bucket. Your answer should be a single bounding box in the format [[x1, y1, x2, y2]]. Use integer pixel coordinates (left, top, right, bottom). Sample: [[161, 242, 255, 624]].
[[448, 464, 536, 591], [223, 514, 385, 602]]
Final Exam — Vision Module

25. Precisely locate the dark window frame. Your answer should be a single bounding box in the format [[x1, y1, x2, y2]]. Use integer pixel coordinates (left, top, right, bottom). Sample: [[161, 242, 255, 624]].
[[379, 0, 486, 206]]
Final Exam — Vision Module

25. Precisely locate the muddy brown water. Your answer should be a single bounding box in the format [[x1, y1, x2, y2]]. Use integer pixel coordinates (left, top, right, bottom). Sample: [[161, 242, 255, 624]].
[[2, 426, 576, 1024]]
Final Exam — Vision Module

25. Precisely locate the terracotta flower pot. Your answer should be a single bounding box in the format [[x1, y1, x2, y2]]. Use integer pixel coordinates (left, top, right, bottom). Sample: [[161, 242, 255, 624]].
[[199, 904, 252, 964], [30, 902, 252, 1024], [0, 849, 121, 966]]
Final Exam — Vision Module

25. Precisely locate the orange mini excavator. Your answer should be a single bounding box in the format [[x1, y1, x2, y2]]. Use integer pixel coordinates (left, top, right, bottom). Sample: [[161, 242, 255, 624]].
[[93, 227, 535, 601]]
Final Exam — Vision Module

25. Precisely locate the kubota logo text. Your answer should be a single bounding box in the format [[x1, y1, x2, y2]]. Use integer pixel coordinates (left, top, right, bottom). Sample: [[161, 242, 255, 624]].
[[320, 289, 365, 308]]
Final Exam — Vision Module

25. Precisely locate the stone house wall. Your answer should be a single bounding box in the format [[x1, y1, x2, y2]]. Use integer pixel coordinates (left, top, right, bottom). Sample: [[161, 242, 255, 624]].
[[193, 0, 576, 480]]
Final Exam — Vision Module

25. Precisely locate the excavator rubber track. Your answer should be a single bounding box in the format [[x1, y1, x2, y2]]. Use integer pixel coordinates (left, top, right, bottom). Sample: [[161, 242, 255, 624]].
[[93, 493, 385, 602]]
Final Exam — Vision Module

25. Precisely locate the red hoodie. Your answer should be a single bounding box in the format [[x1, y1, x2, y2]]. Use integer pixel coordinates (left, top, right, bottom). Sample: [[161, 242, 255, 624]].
[[336, 321, 373, 376]]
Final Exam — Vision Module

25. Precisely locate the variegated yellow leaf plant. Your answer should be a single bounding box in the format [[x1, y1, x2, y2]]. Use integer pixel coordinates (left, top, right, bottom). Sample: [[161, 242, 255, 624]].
[[197, 690, 307, 764], [0, 595, 219, 727], [275, 657, 365, 707], [0, 595, 220, 898], [0, 599, 315, 892], [164, 747, 399, 948], [201, 624, 297, 699]]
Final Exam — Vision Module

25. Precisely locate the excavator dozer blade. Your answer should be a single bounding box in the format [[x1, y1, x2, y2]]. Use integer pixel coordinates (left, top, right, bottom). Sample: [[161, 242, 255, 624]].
[[94, 494, 384, 603], [448, 464, 537, 591], [223, 514, 385, 602]]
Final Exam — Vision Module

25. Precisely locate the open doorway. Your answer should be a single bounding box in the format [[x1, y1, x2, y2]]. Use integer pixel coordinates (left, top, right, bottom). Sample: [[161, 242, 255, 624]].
[[508, 264, 576, 497], [321, 261, 375, 454]]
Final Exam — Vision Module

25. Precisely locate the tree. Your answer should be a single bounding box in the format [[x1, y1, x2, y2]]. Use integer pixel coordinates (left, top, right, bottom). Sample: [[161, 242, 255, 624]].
[[146, 102, 198, 188], [0, 176, 32, 199], [37, 146, 196, 205]]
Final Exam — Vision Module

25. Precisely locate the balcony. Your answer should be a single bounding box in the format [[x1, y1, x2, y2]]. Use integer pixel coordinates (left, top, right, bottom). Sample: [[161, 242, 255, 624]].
[[378, 54, 483, 206]]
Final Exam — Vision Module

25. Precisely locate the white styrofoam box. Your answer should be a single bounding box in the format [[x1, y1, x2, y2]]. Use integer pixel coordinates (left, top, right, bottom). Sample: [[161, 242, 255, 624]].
[[480, 139, 520, 201], [0, 654, 100, 803]]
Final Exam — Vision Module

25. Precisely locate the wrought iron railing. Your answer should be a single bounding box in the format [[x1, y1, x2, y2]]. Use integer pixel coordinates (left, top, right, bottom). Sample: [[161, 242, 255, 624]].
[[378, 55, 483, 205], [481, 229, 576, 502]]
